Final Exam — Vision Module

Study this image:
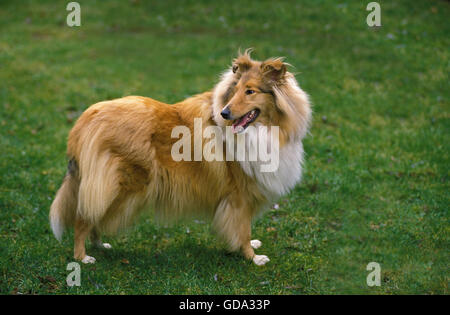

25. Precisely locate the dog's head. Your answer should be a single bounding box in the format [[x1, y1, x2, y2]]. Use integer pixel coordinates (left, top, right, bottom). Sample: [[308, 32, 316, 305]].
[[213, 49, 311, 140]]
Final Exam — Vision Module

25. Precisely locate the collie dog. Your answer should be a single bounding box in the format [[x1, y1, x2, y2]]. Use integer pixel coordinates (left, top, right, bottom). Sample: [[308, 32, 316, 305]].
[[49, 50, 311, 265]]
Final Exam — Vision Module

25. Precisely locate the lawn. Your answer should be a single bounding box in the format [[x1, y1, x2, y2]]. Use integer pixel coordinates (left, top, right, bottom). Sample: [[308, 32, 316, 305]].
[[0, 0, 448, 294]]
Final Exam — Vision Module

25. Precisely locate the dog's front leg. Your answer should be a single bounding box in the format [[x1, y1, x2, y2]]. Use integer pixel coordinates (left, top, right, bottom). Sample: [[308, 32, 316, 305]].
[[213, 198, 270, 266], [241, 231, 270, 266]]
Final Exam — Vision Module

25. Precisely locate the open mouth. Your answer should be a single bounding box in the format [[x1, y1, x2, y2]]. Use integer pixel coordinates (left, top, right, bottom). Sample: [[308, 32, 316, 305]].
[[231, 109, 260, 134]]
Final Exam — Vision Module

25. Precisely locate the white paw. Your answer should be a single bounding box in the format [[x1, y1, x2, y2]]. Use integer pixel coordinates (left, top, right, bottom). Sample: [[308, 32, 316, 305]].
[[81, 255, 96, 264], [94, 242, 112, 249], [250, 239, 262, 249], [253, 255, 270, 266], [101, 243, 112, 249]]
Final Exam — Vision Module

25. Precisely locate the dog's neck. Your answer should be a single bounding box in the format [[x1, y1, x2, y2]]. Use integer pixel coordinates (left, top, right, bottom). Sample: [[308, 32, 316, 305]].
[[225, 125, 304, 199]]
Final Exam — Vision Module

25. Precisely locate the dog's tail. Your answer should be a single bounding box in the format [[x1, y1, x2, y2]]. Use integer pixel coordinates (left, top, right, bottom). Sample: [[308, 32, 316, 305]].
[[49, 159, 79, 241]]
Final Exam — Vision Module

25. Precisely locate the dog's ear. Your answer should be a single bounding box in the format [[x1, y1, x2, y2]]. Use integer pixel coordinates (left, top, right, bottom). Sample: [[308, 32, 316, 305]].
[[261, 58, 287, 83], [232, 48, 253, 74]]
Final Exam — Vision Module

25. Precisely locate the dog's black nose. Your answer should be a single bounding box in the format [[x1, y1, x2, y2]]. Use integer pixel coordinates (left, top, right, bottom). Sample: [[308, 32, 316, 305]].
[[221, 107, 231, 120]]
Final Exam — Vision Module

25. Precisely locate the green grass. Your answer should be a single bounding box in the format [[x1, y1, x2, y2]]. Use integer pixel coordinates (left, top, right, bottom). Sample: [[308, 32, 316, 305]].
[[0, 0, 448, 294]]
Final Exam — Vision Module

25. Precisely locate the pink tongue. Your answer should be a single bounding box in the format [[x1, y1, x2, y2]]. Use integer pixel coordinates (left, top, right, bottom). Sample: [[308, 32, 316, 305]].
[[232, 113, 251, 129]]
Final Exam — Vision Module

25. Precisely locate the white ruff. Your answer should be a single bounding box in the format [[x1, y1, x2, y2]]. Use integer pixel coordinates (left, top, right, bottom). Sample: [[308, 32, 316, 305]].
[[226, 124, 304, 199]]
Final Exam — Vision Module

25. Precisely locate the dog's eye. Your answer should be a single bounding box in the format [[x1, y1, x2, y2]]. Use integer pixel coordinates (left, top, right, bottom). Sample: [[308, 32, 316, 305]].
[[245, 89, 255, 95]]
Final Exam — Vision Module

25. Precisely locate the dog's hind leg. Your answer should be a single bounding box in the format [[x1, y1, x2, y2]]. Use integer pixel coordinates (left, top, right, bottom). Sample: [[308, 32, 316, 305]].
[[74, 216, 96, 264], [90, 227, 112, 249]]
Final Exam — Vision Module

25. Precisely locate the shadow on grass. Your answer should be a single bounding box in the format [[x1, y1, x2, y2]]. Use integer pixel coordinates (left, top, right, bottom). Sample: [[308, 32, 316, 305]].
[[64, 238, 256, 293], [96, 241, 244, 268], [95, 237, 244, 266]]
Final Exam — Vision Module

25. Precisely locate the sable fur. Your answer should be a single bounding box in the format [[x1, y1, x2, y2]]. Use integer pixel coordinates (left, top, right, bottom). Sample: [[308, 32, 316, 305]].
[[49, 50, 312, 264]]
